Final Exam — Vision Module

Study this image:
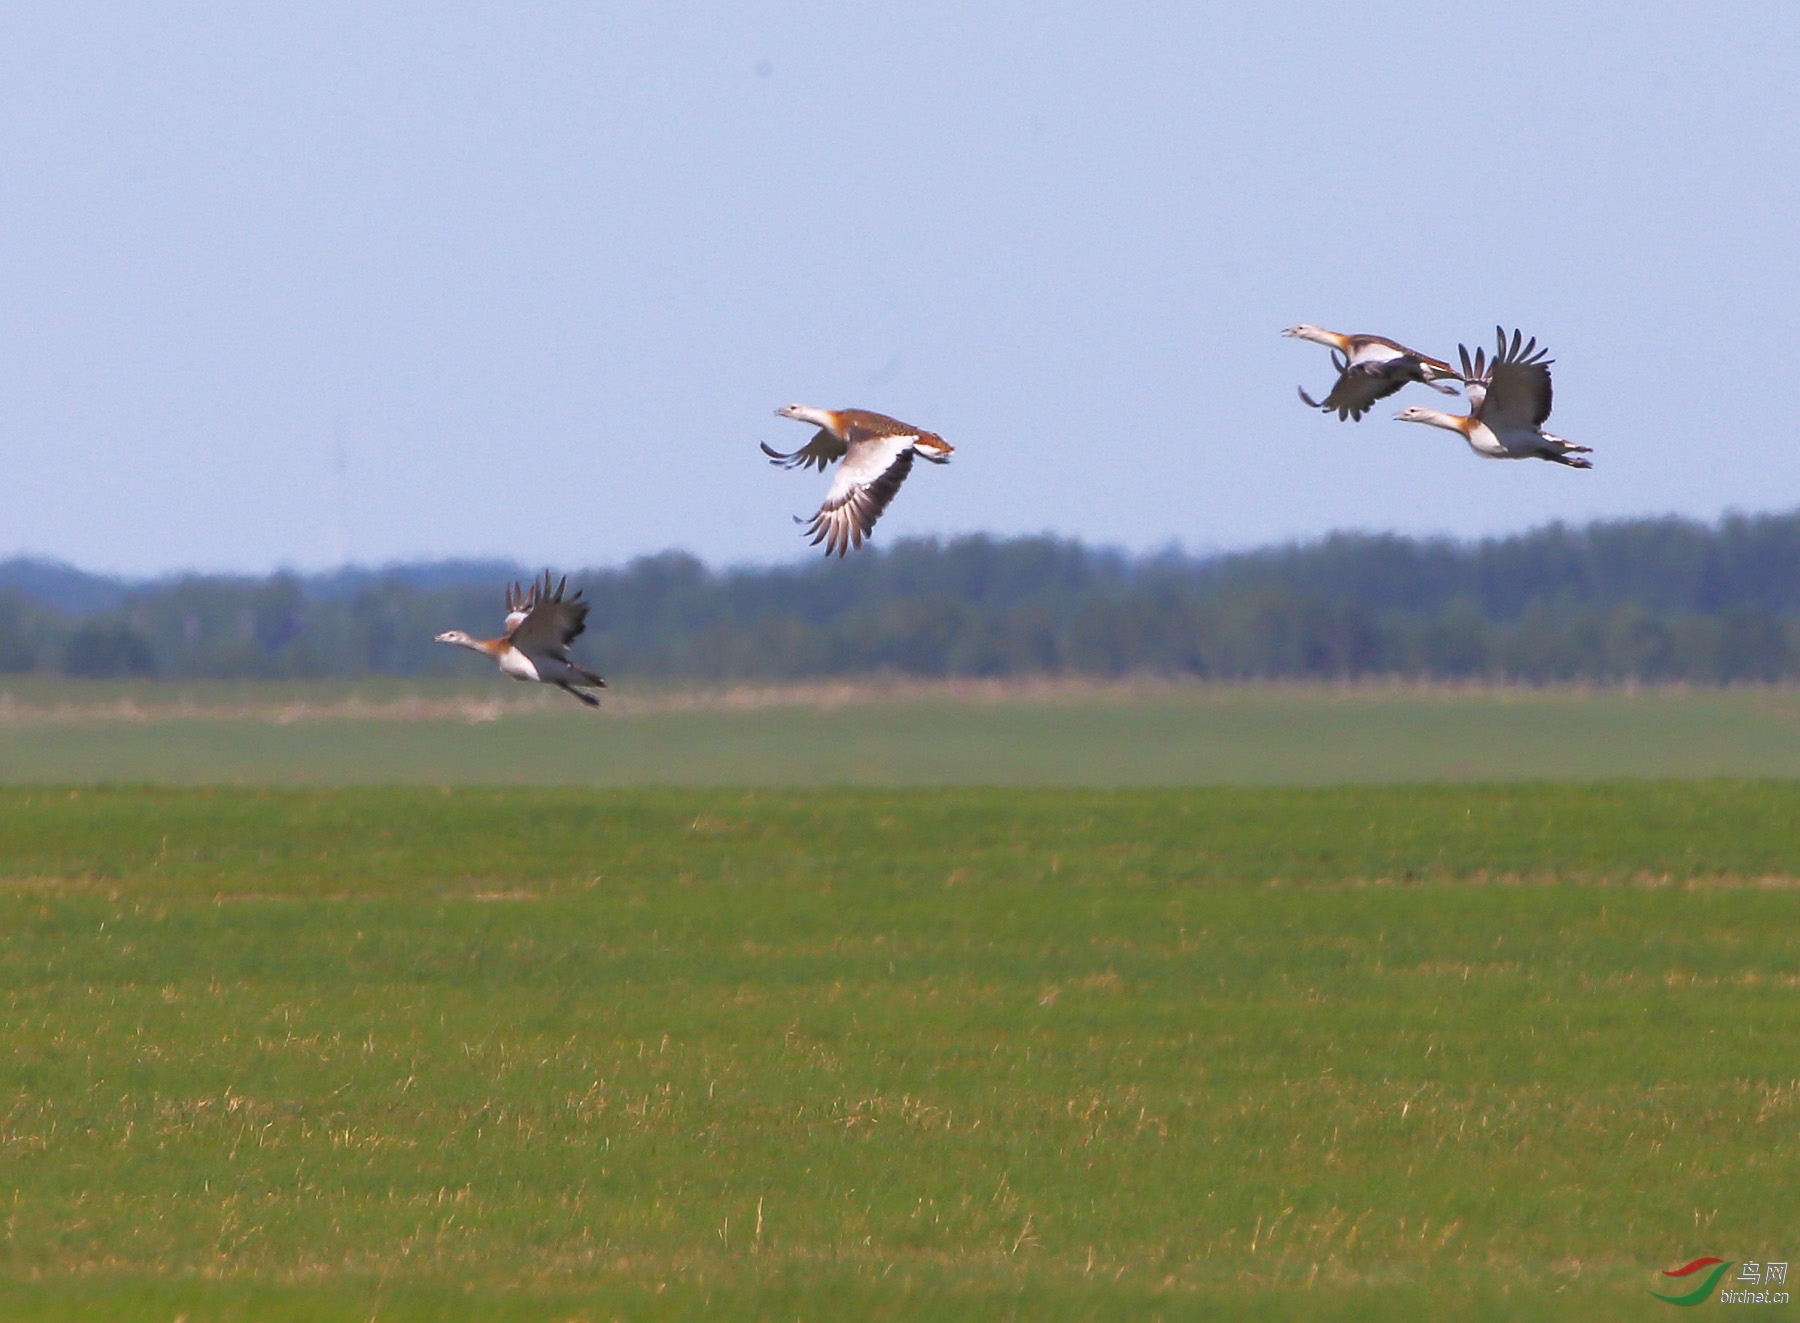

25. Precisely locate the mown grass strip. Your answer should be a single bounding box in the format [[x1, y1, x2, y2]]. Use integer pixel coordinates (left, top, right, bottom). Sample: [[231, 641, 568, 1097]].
[[8, 684, 1800, 785]]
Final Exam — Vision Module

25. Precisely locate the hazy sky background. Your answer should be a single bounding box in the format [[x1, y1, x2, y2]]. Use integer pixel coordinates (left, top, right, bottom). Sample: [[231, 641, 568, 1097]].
[[0, 3, 1794, 575]]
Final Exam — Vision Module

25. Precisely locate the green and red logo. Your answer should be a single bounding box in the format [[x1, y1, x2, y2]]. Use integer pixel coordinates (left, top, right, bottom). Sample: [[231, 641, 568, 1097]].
[[1650, 1257, 1732, 1306]]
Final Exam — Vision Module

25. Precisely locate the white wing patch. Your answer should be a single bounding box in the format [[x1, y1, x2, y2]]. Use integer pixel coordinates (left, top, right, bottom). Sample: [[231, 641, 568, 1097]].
[[1345, 342, 1406, 367], [830, 434, 916, 493], [802, 435, 919, 557]]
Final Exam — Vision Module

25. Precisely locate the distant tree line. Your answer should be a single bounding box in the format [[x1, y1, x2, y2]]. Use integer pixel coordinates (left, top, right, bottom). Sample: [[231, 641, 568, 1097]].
[[6, 511, 1800, 683]]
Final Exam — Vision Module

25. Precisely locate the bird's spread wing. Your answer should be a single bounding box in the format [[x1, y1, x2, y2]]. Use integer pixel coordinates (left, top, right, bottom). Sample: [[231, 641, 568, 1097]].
[[1456, 342, 1489, 413], [502, 579, 537, 634], [800, 434, 919, 556], [1485, 361, 1553, 431], [1472, 327, 1553, 431], [1301, 356, 1416, 421], [507, 572, 589, 660], [761, 427, 846, 471]]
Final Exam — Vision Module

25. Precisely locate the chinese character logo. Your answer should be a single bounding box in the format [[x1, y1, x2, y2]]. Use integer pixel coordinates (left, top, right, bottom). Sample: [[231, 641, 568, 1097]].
[[1721, 1260, 1790, 1304]]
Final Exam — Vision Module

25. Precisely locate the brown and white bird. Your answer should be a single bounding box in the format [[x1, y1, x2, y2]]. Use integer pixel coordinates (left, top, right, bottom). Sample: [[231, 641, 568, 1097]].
[[434, 572, 608, 706], [1394, 327, 1591, 468], [1284, 324, 1460, 421], [761, 405, 953, 556]]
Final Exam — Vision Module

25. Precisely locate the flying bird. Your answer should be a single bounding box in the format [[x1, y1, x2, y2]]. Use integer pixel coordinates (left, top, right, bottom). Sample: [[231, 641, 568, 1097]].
[[761, 405, 953, 556], [1284, 324, 1460, 421], [433, 572, 608, 706], [1394, 327, 1591, 468]]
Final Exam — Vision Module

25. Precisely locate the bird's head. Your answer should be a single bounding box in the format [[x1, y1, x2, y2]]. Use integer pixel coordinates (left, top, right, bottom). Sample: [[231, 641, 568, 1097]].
[[1392, 406, 1431, 424], [1282, 324, 1346, 350], [776, 403, 833, 427], [434, 629, 474, 647]]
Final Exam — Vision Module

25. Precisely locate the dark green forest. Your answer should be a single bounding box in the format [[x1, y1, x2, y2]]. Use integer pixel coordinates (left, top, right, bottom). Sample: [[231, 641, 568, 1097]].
[[5, 510, 1800, 683]]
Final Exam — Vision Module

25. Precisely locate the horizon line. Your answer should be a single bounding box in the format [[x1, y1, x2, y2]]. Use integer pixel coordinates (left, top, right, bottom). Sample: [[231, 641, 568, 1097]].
[[0, 505, 1792, 585]]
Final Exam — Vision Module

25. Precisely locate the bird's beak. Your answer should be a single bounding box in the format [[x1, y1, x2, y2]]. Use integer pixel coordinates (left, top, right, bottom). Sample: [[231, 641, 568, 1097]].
[[433, 632, 454, 644]]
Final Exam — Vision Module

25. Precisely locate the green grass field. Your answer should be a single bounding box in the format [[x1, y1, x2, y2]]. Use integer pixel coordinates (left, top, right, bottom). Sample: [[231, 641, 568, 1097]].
[[9, 679, 1800, 784], [3, 782, 1797, 1319]]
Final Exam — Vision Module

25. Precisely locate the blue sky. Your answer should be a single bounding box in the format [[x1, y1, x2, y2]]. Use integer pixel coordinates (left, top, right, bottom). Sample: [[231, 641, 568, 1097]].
[[0, 3, 1794, 574]]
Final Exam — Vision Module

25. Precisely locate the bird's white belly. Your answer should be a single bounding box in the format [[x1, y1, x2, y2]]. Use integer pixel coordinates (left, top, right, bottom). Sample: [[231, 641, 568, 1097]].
[[498, 647, 540, 682], [1463, 422, 1509, 459]]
